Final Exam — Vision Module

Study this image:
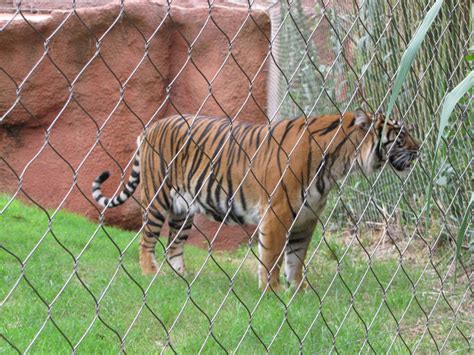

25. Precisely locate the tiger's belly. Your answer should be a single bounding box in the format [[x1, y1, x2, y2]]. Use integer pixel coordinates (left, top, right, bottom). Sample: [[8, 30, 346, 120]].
[[170, 188, 260, 225], [169, 181, 326, 229]]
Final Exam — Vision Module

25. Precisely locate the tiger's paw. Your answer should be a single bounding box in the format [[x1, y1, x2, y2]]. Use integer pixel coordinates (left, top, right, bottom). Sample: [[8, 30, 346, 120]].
[[140, 262, 159, 275], [140, 255, 159, 275], [258, 279, 282, 293], [286, 280, 308, 294], [168, 257, 186, 276]]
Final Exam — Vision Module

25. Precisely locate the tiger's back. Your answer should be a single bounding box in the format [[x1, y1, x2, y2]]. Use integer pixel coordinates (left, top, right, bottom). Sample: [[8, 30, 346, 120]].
[[141, 114, 316, 227]]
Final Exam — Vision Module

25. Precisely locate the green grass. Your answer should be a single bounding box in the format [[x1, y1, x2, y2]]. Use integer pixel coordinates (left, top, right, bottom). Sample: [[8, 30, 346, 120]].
[[0, 196, 471, 353]]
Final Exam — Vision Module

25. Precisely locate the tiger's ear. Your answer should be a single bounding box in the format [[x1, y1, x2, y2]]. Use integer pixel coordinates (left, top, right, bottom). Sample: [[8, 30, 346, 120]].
[[354, 109, 371, 130]]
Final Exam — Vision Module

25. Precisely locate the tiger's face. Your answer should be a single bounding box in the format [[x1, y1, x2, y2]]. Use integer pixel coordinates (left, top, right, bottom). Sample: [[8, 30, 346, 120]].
[[355, 110, 419, 175], [374, 113, 419, 174], [386, 125, 419, 172]]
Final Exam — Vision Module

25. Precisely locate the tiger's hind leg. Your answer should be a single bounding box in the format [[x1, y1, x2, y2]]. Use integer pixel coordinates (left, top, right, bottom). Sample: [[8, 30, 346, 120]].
[[140, 206, 166, 275], [166, 212, 193, 275], [284, 224, 315, 289]]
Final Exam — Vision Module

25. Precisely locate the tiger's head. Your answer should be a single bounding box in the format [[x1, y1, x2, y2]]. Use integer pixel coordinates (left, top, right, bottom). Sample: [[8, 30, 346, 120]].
[[354, 109, 419, 176]]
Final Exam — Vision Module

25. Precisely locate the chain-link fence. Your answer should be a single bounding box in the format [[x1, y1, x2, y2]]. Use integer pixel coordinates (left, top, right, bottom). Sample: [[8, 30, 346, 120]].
[[1, 0, 472, 353]]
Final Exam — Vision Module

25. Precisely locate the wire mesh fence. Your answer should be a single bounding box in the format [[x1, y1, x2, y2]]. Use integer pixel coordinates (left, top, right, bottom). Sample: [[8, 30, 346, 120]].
[[0, 0, 472, 353]]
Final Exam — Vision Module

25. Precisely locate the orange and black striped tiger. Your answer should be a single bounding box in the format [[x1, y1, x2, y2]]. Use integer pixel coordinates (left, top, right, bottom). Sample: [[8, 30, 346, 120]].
[[92, 110, 419, 290]]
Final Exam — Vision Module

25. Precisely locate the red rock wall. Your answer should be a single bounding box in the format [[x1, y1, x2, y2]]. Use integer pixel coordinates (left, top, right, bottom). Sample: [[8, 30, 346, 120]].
[[0, 2, 270, 249]]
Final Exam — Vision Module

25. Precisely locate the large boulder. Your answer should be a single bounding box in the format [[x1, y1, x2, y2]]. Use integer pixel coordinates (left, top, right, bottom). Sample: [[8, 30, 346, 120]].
[[0, 2, 270, 250]]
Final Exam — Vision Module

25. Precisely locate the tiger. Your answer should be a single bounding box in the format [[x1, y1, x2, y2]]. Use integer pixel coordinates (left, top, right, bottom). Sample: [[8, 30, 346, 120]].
[[92, 110, 419, 290]]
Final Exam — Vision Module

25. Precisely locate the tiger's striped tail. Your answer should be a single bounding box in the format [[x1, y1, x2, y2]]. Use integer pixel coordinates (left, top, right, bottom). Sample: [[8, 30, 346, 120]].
[[92, 150, 140, 208]]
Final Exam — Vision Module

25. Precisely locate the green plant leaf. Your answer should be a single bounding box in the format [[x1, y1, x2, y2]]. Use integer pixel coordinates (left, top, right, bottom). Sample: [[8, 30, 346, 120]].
[[425, 71, 474, 230], [465, 53, 474, 61], [454, 193, 473, 283], [457, 193, 473, 258], [435, 71, 474, 150], [382, 0, 444, 138]]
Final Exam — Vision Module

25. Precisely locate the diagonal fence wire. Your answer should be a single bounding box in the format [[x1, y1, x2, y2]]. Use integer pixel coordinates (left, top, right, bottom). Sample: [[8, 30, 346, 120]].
[[0, 0, 472, 353]]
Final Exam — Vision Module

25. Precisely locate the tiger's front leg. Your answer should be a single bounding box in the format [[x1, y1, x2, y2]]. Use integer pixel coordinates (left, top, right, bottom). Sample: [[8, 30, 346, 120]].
[[257, 207, 292, 291], [284, 224, 316, 289]]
